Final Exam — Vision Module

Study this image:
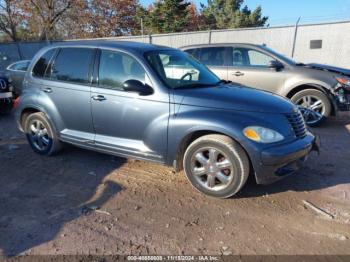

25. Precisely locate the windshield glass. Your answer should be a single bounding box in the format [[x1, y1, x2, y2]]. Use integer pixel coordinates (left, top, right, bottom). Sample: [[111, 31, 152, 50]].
[[144, 50, 220, 89], [260, 45, 297, 65]]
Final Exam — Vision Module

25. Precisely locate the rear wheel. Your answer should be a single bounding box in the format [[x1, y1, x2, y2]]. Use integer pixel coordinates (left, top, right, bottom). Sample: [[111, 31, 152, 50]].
[[290, 89, 331, 127], [183, 134, 250, 198], [24, 112, 62, 155]]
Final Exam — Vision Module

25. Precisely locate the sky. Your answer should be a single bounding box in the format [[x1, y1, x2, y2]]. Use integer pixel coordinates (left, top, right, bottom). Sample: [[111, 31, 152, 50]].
[[140, 0, 350, 26]]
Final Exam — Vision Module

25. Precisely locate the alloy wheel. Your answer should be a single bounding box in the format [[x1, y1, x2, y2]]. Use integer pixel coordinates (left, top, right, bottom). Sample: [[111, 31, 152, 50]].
[[190, 147, 234, 191], [28, 120, 51, 151], [295, 95, 325, 125]]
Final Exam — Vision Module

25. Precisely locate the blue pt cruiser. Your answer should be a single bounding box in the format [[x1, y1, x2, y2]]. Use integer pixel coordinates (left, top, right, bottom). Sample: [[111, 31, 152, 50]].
[[15, 41, 318, 198]]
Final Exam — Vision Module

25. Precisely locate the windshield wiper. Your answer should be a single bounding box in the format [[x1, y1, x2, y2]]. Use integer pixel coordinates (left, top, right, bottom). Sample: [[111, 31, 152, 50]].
[[175, 83, 215, 89], [216, 79, 232, 85]]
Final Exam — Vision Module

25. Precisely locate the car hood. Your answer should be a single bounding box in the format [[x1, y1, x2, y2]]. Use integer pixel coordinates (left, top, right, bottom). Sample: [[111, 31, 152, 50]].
[[174, 84, 295, 114], [306, 63, 350, 77]]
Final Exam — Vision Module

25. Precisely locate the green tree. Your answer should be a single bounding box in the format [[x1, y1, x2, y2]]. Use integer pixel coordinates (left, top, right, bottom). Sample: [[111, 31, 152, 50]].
[[201, 0, 268, 29], [140, 0, 192, 34], [134, 5, 149, 35]]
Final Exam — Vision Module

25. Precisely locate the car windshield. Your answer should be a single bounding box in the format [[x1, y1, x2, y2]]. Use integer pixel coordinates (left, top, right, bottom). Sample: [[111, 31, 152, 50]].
[[144, 50, 220, 89]]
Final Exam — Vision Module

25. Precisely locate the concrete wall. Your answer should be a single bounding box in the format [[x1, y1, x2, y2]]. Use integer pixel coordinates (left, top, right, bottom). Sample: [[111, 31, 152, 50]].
[[293, 22, 350, 66], [0, 20, 349, 71]]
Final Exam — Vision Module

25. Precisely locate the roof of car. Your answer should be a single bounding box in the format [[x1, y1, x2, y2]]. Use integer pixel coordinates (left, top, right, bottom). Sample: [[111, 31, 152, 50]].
[[180, 43, 264, 50], [48, 40, 174, 53]]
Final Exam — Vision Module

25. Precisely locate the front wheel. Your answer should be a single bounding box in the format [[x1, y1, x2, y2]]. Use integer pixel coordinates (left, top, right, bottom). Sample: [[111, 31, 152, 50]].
[[183, 134, 250, 198], [290, 89, 331, 127]]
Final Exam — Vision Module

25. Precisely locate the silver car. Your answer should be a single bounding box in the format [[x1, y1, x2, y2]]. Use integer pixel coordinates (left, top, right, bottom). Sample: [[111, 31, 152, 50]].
[[6, 60, 31, 96], [181, 43, 350, 126]]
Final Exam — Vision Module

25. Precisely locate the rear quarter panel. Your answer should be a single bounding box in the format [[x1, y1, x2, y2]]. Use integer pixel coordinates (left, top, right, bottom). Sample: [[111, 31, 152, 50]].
[[15, 81, 65, 135]]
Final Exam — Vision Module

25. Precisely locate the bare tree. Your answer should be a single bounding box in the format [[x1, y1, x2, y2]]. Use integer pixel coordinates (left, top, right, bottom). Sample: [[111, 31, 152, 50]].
[[88, 0, 138, 38], [22, 0, 73, 40], [0, 0, 24, 41]]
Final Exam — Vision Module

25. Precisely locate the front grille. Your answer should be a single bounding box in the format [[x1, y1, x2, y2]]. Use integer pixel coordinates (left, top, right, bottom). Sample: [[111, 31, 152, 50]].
[[285, 111, 307, 138], [0, 79, 7, 91]]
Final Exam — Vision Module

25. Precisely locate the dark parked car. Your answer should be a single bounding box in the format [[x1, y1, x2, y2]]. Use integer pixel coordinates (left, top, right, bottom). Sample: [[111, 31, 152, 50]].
[[181, 43, 350, 126], [6, 60, 31, 96], [15, 41, 317, 198], [0, 75, 13, 114]]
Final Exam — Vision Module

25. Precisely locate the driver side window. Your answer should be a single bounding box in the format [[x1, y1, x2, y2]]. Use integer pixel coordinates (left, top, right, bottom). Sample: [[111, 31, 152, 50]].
[[99, 50, 147, 90], [232, 48, 276, 67], [247, 49, 275, 67]]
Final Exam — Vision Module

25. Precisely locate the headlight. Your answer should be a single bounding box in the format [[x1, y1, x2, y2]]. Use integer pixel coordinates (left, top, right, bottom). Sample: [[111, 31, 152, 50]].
[[243, 126, 284, 143], [335, 77, 350, 89]]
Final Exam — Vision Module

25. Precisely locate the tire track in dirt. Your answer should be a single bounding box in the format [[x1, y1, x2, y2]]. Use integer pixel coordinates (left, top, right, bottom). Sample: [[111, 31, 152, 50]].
[[1, 113, 350, 255]]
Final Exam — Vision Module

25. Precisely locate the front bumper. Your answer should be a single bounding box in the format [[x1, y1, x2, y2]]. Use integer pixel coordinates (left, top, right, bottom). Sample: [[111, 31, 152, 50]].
[[0, 92, 12, 99], [333, 85, 350, 111], [253, 132, 318, 185]]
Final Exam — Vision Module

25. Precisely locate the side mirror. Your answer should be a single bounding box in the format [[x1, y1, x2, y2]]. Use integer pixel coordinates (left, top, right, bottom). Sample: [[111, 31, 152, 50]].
[[268, 60, 284, 71], [122, 80, 153, 96]]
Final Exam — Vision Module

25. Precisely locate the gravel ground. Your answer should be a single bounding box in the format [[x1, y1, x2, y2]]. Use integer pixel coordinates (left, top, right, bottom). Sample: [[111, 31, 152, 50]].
[[0, 112, 349, 256]]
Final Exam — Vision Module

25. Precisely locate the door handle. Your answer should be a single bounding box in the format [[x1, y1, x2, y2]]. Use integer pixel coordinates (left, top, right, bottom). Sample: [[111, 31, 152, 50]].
[[42, 87, 52, 93], [232, 71, 244, 77], [92, 95, 106, 101]]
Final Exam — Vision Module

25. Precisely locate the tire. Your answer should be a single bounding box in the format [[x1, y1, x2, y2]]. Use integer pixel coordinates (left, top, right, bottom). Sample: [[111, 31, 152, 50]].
[[24, 112, 62, 155], [183, 134, 250, 198], [290, 89, 331, 127]]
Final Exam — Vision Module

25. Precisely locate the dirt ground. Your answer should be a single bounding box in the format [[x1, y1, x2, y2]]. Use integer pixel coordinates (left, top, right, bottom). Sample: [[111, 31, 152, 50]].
[[0, 112, 350, 257]]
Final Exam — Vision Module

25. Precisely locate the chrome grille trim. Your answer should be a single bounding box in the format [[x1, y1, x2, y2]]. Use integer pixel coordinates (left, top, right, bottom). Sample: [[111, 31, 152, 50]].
[[285, 111, 307, 138]]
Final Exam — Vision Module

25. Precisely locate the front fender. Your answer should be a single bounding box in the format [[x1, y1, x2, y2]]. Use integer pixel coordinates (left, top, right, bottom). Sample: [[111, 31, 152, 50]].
[[282, 78, 335, 97], [166, 105, 294, 167], [282, 79, 338, 115]]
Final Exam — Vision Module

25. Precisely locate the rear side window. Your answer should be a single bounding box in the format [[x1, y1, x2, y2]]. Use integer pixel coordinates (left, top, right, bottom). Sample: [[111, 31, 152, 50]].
[[32, 49, 55, 77], [98, 50, 146, 89], [198, 47, 226, 66], [51, 48, 94, 84]]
